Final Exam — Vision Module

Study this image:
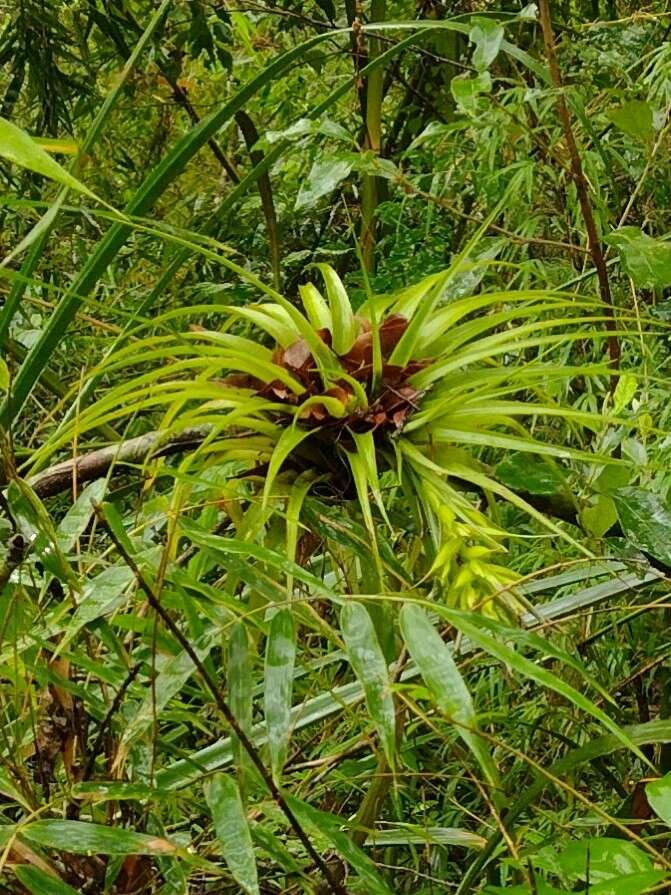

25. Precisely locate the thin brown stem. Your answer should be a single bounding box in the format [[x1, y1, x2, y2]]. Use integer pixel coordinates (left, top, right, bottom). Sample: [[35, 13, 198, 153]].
[[537, 0, 620, 385], [235, 110, 282, 290], [91, 503, 346, 895]]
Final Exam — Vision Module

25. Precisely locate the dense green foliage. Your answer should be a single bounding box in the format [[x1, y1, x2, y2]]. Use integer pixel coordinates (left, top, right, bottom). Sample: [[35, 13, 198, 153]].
[[1, 1, 671, 893]]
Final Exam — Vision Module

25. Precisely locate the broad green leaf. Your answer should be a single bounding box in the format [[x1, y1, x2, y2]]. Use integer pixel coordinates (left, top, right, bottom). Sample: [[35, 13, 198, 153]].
[[0, 117, 98, 199], [605, 227, 671, 288], [581, 494, 618, 538], [612, 487, 671, 566], [22, 820, 180, 855], [495, 454, 565, 496], [286, 795, 394, 895], [295, 157, 352, 210], [399, 603, 501, 797], [485, 884, 567, 895], [646, 771, 671, 826], [613, 373, 637, 413], [205, 774, 259, 895], [56, 479, 107, 552], [0, 357, 8, 392], [556, 837, 651, 883], [451, 71, 492, 113], [593, 465, 631, 494], [14, 866, 80, 895], [251, 822, 302, 874], [264, 608, 296, 781], [588, 873, 669, 895], [340, 601, 396, 766], [469, 17, 504, 71], [315, 263, 357, 354], [608, 100, 654, 142], [462, 720, 671, 894]]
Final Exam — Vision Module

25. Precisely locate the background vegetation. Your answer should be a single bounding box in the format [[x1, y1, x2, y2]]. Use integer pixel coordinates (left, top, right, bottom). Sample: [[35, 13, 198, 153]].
[[1, 1, 671, 893]]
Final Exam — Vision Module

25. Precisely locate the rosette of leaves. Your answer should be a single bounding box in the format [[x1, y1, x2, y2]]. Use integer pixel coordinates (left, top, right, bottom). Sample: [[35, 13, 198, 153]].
[[34, 263, 613, 617]]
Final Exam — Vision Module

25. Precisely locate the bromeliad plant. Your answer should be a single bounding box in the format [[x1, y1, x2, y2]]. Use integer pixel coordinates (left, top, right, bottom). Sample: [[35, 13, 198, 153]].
[[32, 255, 615, 619]]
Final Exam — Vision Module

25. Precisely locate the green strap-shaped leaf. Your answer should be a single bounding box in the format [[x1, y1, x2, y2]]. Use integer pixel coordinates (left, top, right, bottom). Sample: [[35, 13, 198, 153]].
[[299, 282, 332, 331], [56, 479, 107, 553], [21, 820, 180, 855], [341, 601, 396, 766], [229, 622, 254, 776], [205, 774, 260, 895], [399, 603, 501, 799], [0, 118, 99, 199], [14, 866, 80, 895], [434, 605, 654, 769], [286, 794, 394, 895], [315, 264, 357, 354], [262, 426, 314, 509], [264, 608, 296, 781]]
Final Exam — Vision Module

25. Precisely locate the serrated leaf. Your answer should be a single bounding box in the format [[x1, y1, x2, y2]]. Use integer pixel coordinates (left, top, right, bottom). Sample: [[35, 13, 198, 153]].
[[340, 601, 396, 766], [205, 774, 259, 895]]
